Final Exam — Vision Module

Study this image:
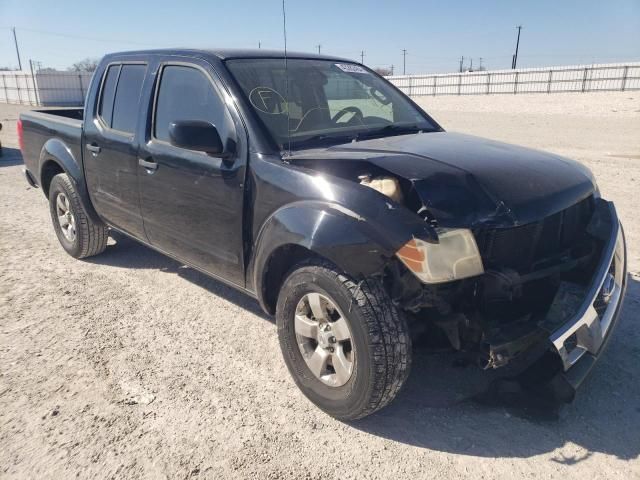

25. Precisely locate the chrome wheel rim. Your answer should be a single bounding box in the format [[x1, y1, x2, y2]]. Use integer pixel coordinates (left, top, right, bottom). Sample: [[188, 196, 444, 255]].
[[55, 192, 76, 242], [295, 292, 354, 387]]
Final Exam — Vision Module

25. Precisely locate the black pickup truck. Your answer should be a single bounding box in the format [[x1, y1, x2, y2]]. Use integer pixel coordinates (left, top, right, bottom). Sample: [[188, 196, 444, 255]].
[[19, 49, 626, 420]]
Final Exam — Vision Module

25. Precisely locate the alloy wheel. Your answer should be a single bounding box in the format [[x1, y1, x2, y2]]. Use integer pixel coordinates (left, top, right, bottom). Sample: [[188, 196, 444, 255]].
[[55, 192, 76, 242], [294, 292, 355, 387]]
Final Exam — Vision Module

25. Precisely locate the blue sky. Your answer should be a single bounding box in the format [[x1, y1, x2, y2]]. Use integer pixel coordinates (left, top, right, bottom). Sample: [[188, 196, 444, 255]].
[[1, 0, 639, 73]]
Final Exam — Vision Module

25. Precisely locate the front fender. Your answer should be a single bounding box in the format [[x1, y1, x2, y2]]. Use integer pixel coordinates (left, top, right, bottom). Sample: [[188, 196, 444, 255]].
[[252, 199, 436, 312]]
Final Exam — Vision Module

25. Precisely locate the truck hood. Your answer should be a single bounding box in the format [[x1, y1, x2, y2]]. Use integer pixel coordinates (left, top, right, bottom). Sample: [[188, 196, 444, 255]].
[[291, 132, 596, 228]]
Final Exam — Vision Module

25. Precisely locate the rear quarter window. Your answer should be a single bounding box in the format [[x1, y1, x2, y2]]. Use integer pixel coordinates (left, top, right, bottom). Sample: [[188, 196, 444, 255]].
[[98, 65, 120, 127], [111, 64, 147, 133]]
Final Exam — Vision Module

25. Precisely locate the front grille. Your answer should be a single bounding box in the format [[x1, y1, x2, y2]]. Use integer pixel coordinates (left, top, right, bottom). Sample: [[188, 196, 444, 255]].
[[474, 196, 594, 273]]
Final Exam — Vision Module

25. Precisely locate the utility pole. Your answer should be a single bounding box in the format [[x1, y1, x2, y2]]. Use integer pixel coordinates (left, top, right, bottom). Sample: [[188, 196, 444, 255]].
[[512, 25, 523, 69], [390, 64, 394, 75], [470, 58, 473, 71], [402, 49, 407, 75], [479, 57, 483, 70], [317, 44, 321, 54], [360, 50, 365, 64], [12, 27, 22, 70], [29, 59, 40, 105], [459, 56, 464, 73], [258, 41, 261, 49]]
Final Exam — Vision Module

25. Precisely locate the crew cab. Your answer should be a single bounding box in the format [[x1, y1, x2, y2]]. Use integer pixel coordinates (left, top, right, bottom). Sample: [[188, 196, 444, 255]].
[[19, 49, 627, 419]]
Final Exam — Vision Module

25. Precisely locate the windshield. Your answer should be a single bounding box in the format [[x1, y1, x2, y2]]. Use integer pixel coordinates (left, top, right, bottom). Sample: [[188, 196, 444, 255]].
[[226, 58, 438, 151]]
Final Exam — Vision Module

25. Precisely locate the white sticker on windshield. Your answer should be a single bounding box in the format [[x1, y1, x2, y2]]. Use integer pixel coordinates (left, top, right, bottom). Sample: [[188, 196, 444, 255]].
[[335, 63, 368, 74]]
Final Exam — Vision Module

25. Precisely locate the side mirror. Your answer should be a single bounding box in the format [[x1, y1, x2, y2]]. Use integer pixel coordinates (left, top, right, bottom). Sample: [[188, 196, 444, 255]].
[[168, 120, 225, 156]]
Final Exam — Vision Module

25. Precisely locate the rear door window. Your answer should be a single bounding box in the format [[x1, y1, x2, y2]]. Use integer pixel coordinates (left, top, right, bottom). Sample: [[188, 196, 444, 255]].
[[98, 65, 120, 127], [111, 64, 147, 133]]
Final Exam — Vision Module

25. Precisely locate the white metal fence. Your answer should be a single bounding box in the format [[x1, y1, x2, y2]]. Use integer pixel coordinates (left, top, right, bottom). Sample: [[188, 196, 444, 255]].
[[0, 70, 93, 106], [1, 62, 639, 106], [387, 62, 640, 96]]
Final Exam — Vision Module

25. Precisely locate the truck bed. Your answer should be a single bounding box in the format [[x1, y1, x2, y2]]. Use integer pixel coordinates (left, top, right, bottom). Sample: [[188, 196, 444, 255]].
[[34, 107, 84, 121], [20, 108, 84, 188]]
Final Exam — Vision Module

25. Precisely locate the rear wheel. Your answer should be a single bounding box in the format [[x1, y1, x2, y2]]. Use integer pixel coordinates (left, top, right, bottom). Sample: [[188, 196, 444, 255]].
[[48, 173, 108, 259], [276, 260, 412, 420]]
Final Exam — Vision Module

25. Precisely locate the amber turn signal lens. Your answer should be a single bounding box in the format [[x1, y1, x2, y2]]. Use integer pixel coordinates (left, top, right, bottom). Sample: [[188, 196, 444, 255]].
[[396, 230, 484, 284]]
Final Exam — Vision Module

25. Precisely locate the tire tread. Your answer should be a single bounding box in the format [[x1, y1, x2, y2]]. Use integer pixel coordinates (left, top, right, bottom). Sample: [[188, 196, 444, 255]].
[[50, 174, 108, 259], [281, 258, 411, 419]]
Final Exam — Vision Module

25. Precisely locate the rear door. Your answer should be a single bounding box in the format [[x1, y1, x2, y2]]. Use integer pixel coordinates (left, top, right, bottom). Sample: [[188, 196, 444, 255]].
[[137, 59, 248, 286], [84, 62, 147, 238]]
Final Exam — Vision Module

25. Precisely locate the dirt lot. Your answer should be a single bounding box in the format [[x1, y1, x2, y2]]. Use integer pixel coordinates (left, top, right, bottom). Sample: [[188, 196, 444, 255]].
[[1, 92, 640, 479]]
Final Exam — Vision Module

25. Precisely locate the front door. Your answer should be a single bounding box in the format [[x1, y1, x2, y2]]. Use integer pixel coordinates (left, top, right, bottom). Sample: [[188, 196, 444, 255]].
[[137, 62, 247, 286], [84, 62, 147, 238]]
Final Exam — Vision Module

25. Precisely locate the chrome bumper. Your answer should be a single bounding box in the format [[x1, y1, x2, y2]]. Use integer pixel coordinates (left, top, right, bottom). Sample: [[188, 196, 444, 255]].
[[550, 201, 626, 372]]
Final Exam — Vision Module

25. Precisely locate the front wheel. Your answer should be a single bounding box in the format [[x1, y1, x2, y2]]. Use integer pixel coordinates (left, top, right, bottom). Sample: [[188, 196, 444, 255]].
[[276, 260, 412, 420]]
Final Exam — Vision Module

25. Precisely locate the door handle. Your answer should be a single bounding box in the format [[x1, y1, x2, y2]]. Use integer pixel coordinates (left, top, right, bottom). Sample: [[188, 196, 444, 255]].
[[138, 158, 158, 171], [86, 143, 101, 155]]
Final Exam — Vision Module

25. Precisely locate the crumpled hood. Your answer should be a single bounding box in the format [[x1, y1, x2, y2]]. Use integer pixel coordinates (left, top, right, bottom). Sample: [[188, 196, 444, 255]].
[[293, 132, 596, 228]]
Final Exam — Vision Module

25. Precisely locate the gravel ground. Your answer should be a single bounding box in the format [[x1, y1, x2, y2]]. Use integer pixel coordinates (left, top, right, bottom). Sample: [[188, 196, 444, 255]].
[[1, 92, 640, 479]]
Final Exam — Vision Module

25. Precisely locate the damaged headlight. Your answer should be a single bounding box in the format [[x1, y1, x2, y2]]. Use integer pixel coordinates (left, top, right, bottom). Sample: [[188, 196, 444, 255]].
[[396, 229, 484, 284]]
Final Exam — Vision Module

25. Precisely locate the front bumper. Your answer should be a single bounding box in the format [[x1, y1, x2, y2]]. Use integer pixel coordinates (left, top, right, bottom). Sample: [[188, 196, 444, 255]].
[[548, 200, 627, 388]]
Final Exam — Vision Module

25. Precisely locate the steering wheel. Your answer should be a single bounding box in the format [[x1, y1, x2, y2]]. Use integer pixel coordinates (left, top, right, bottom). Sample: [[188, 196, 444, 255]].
[[331, 106, 364, 124]]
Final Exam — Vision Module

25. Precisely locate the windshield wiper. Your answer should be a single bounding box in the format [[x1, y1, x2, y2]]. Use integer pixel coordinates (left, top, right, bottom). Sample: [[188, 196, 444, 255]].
[[286, 124, 427, 151], [288, 132, 358, 149], [358, 123, 424, 140]]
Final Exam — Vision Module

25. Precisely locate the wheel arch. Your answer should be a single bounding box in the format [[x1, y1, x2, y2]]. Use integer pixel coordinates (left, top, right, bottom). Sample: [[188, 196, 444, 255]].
[[252, 201, 400, 315], [38, 138, 82, 196], [38, 138, 103, 225], [40, 159, 65, 198]]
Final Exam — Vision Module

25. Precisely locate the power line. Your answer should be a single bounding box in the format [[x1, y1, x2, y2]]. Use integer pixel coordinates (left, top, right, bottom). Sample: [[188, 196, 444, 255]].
[[3, 26, 156, 47], [4, 24, 634, 74]]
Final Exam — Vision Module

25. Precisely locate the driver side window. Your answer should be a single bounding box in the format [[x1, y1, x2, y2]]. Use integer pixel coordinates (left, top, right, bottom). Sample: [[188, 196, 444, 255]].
[[154, 65, 234, 144], [323, 71, 393, 123]]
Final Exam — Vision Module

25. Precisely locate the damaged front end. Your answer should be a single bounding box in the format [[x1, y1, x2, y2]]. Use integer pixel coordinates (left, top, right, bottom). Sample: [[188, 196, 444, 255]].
[[288, 145, 626, 398], [388, 195, 625, 381]]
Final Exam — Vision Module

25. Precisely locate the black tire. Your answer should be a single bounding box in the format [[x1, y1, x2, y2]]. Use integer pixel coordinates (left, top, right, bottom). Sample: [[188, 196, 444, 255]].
[[48, 173, 108, 259], [276, 259, 412, 420]]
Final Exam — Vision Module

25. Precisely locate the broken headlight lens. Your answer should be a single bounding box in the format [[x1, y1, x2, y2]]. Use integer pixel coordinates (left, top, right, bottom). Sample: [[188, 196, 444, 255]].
[[396, 229, 484, 284]]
